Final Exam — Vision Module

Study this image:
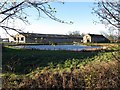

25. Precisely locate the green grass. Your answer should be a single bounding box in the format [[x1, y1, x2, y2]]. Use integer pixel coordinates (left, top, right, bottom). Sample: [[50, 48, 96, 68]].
[[2, 46, 100, 74], [2, 45, 120, 89]]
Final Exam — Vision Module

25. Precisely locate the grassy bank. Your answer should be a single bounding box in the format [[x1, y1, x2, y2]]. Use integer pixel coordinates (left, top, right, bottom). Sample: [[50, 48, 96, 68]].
[[2, 45, 120, 89], [2, 47, 101, 74]]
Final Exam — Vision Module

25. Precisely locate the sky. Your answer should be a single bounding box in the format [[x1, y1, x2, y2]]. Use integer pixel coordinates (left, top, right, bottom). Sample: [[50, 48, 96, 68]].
[[0, 1, 108, 38]]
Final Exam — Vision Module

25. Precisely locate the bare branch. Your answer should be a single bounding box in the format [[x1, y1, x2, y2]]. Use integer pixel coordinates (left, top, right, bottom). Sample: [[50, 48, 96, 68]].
[[1, 25, 23, 33], [96, 11, 118, 27], [0, 2, 7, 10], [0, 1, 73, 36], [0, 1, 25, 14], [102, 1, 120, 22], [0, 11, 16, 23], [107, 2, 120, 13], [93, 1, 120, 29]]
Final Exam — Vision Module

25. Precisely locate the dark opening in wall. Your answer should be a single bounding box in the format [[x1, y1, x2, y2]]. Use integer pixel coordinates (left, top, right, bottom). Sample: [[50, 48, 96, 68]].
[[21, 37, 24, 41], [14, 38, 16, 41]]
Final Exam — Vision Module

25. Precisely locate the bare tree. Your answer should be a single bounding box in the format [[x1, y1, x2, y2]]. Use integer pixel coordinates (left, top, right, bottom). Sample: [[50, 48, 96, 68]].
[[0, 0, 73, 36], [68, 31, 81, 36], [100, 26, 119, 42], [93, 0, 120, 34], [93, 0, 120, 62], [93, 0, 120, 42]]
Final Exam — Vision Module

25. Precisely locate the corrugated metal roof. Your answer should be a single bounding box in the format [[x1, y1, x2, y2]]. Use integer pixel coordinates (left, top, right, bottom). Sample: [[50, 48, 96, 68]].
[[19, 33, 83, 39], [88, 34, 105, 37]]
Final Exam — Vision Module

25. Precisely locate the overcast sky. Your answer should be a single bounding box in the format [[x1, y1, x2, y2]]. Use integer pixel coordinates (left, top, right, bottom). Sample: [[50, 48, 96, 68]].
[[0, 1, 108, 37]]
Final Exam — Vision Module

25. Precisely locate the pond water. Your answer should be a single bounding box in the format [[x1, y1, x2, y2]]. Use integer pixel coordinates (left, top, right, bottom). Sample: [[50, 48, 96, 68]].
[[13, 45, 101, 51]]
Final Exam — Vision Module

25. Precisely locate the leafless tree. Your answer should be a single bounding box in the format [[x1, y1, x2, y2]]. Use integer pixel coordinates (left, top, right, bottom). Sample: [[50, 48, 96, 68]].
[[0, 0, 73, 36], [93, 0, 120, 62], [100, 26, 119, 42], [68, 31, 81, 36], [93, 0, 120, 37]]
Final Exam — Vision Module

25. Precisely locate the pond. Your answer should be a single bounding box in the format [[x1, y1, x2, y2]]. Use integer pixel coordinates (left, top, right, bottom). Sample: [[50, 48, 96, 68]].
[[13, 45, 102, 51]]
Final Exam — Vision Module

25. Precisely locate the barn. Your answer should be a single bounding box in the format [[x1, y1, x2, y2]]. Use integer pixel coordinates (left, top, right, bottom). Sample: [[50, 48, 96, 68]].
[[83, 34, 110, 43], [10, 33, 83, 44]]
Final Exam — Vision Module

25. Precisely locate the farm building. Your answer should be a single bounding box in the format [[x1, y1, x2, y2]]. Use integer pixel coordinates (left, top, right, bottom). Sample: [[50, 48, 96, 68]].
[[10, 33, 83, 44], [83, 34, 110, 43], [1, 38, 9, 42]]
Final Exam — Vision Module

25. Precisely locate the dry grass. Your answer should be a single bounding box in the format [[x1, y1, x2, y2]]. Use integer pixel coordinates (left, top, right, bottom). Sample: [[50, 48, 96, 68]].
[[2, 60, 119, 89]]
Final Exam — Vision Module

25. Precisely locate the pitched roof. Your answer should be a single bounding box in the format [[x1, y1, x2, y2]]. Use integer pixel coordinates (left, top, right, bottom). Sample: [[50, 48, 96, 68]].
[[19, 32, 83, 39], [88, 34, 105, 38]]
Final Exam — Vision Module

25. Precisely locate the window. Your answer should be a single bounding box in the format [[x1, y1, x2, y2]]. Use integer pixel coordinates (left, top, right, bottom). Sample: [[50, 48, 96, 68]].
[[14, 37, 16, 41], [21, 37, 24, 41], [87, 39, 90, 42]]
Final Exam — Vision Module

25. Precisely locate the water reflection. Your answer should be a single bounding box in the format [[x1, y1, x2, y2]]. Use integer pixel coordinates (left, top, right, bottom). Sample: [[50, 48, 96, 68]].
[[13, 45, 101, 51]]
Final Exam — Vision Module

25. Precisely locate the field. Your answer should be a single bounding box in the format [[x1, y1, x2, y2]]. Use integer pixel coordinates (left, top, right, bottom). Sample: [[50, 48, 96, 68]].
[[2, 44, 120, 89]]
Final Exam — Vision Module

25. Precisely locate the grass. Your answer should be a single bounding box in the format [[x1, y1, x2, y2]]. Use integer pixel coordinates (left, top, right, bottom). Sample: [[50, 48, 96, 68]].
[[2, 47, 100, 74], [2, 44, 120, 89]]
